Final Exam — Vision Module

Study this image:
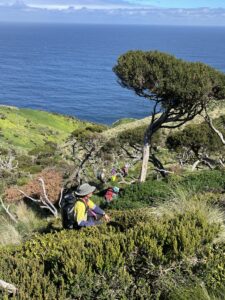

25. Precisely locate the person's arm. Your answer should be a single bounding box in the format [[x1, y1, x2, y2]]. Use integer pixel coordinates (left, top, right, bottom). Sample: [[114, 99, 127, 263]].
[[88, 200, 105, 215], [89, 200, 110, 222]]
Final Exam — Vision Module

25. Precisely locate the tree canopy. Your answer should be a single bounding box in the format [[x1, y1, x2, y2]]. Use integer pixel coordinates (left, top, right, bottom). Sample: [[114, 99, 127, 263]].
[[113, 51, 225, 181], [114, 51, 225, 124]]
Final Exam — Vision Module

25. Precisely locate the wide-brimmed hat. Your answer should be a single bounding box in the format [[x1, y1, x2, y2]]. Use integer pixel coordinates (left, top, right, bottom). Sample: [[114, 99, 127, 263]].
[[75, 183, 96, 196]]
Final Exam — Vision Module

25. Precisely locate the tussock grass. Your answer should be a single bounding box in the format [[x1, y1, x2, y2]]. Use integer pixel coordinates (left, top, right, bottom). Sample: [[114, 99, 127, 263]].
[[0, 202, 48, 246], [15, 202, 47, 236], [0, 217, 21, 246], [157, 186, 224, 223], [155, 186, 225, 244], [169, 283, 220, 300]]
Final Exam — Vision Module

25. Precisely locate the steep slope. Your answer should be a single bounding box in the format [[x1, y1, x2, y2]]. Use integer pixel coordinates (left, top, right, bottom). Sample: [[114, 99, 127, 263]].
[[0, 105, 90, 151]]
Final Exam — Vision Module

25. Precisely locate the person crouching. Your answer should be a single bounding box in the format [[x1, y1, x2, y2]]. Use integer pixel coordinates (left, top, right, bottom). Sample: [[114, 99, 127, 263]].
[[74, 183, 110, 227]]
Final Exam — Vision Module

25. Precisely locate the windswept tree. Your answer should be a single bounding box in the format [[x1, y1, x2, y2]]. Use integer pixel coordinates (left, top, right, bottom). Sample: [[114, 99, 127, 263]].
[[113, 51, 225, 181]]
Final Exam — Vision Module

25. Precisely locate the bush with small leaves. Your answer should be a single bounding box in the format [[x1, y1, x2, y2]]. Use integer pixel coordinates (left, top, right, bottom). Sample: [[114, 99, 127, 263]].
[[166, 116, 225, 163], [0, 202, 223, 299]]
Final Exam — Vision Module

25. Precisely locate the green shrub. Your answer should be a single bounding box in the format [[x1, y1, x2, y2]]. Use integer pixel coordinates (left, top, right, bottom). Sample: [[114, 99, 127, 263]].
[[101, 170, 225, 210], [22, 165, 43, 174], [166, 123, 221, 155], [16, 177, 29, 186], [70, 124, 107, 140], [85, 124, 108, 133], [98, 179, 173, 211], [0, 205, 222, 299], [179, 170, 225, 193], [29, 147, 52, 158], [196, 243, 225, 294], [121, 180, 172, 205], [17, 155, 33, 170]]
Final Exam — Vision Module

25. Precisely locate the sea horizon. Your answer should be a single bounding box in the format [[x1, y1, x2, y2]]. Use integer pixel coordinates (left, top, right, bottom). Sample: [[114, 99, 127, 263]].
[[0, 24, 225, 124]]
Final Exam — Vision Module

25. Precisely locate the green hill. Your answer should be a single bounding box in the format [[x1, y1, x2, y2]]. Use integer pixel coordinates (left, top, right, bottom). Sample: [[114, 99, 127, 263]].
[[0, 106, 90, 151], [1, 103, 225, 152]]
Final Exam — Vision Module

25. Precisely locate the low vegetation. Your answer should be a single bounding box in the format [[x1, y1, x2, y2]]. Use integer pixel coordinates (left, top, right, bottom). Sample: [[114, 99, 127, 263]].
[[1, 106, 225, 299], [0, 185, 224, 299]]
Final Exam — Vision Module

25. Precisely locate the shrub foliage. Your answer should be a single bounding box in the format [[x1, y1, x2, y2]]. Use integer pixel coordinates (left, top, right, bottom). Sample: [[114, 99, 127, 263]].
[[0, 203, 223, 299]]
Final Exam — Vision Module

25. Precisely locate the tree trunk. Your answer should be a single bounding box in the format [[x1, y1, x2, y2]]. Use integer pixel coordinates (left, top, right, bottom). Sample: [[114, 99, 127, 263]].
[[192, 160, 201, 171], [140, 141, 150, 182], [150, 153, 167, 178], [139, 110, 169, 182]]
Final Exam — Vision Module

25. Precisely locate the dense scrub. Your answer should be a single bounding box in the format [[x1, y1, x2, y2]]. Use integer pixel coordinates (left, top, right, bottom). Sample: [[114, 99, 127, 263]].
[[0, 196, 224, 299], [104, 170, 225, 210], [166, 116, 225, 167]]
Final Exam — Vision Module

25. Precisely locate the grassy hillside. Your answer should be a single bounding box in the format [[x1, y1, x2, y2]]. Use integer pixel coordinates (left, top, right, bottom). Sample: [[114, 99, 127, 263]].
[[102, 102, 225, 140], [1, 103, 225, 151], [0, 106, 90, 151]]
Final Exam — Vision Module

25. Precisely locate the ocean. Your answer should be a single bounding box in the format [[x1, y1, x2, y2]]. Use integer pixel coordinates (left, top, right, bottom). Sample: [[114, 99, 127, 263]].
[[0, 24, 225, 124]]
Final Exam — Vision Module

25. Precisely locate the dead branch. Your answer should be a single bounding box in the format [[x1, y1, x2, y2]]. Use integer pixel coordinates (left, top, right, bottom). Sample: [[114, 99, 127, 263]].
[[0, 279, 18, 294], [38, 178, 58, 215], [192, 156, 221, 171], [116, 172, 137, 185], [204, 111, 225, 145], [154, 168, 174, 175], [149, 153, 167, 178], [218, 158, 225, 167], [68, 146, 96, 184], [58, 188, 64, 208], [0, 197, 18, 223], [18, 177, 59, 218], [202, 158, 214, 170], [118, 178, 137, 185]]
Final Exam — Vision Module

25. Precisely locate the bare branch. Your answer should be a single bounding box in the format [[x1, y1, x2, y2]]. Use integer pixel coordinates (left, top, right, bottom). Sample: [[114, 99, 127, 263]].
[[218, 158, 225, 167], [204, 110, 225, 145], [154, 168, 174, 175], [202, 158, 214, 170], [18, 189, 40, 203], [0, 198, 18, 223], [0, 279, 18, 294], [38, 178, 57, 213], [17, 178, 59, 218], [58, 188, 64, 208]]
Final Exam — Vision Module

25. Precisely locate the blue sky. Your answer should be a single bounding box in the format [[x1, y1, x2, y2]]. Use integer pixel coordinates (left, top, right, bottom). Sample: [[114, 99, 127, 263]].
[[0, 0, 225, 25]]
